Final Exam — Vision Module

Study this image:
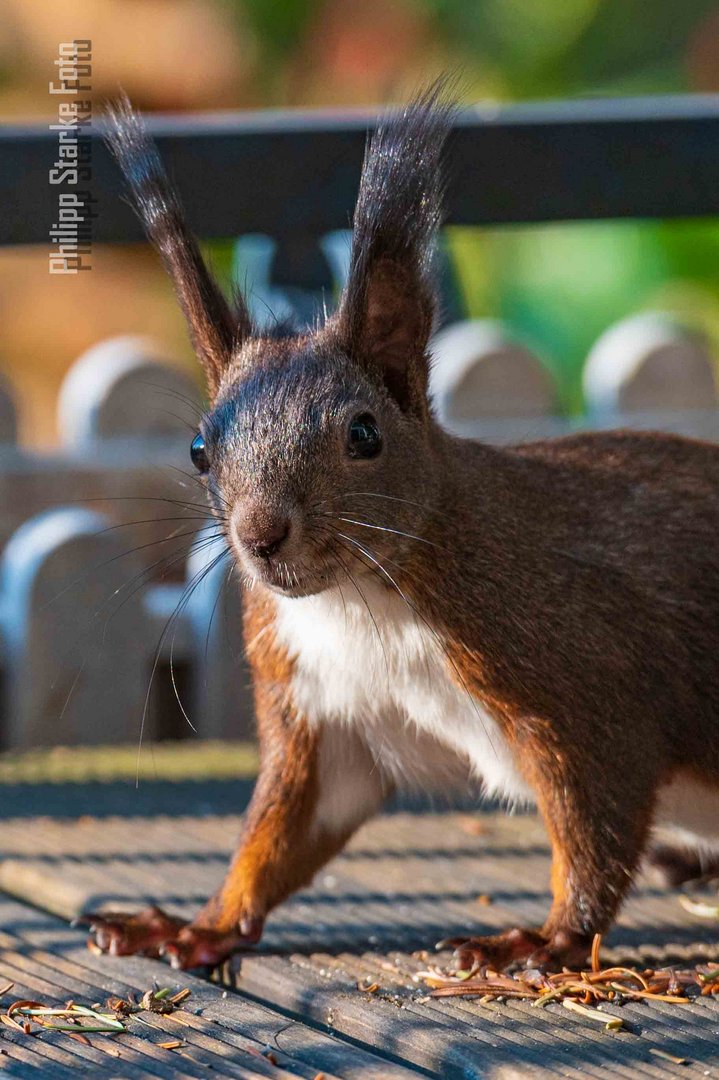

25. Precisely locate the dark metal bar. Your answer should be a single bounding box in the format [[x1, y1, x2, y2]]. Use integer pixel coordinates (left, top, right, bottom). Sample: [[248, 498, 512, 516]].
[[3, 94, 719, 246]]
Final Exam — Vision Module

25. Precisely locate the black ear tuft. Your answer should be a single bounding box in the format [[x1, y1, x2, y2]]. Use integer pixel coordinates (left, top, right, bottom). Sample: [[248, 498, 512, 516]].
[[338, 79, 456, 414], [104, 95, 252, 396]]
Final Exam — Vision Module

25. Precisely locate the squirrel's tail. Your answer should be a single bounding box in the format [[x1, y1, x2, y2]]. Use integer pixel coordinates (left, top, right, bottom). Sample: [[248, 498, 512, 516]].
[[104, 95, 250, 391]]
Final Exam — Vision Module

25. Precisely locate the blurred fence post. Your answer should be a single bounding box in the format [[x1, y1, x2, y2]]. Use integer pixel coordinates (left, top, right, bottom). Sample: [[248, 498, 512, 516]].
[[57, 335, 203, 448], [584, 313, 718, 417], [186, 538, 254, 740], [143, 537, 253, 741], [0, 507, 151, 748], [430, 320, 556, 429], [234, 233, 336, 330]]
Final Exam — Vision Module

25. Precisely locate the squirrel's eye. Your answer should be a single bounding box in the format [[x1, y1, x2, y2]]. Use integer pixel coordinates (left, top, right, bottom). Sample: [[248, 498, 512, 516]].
[[347, 413, 382, 459], [190, 433, 209, 473]]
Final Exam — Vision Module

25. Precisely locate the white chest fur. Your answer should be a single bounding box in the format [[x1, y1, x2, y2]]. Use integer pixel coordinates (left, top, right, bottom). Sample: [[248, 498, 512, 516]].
[[273, 580, 534, 806]]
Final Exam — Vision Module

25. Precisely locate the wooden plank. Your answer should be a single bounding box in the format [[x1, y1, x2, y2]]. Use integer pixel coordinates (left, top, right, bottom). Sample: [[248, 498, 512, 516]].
[[2, 810, 719, 1076], [2, 810, 719, 960], [238, 953, 627, 1080], [0, 894, 423, 1079], [0, 944, 288, 1078]]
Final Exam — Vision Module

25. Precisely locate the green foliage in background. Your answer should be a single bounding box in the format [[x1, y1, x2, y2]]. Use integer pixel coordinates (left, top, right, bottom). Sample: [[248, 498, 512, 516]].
[[449, 220, 719, 414]]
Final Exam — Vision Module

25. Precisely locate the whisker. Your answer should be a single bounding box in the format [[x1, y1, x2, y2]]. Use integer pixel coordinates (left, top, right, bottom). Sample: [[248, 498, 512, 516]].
[[202, 553, 231, 667], [44, 522, 224, 609], [76, 494, 222, 514], [331, 543, 391, 686], [168, 531, 233, 735], [99, 531, 227, 643], [137, 381, 206, 420], [98, 537, 213, 634], [169, 642, 196, 734], [334, 491, 453, 520], [96, 515, 223, 535], [48, 530, 219, 723], [136, 546, 230, 784], [322, 513, 448, 611], [306, 531, 348, 619], [217, 560, 241, 660], [166, 466, 233, 515], [57, 655, 86, 724], [326, 553, 348, 624], [329, 515, 443, 550], [154, 408, 200, 433]]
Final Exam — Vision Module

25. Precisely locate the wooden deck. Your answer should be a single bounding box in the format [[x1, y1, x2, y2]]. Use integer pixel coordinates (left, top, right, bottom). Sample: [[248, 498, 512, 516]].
[[1, 772, 719, 1078]]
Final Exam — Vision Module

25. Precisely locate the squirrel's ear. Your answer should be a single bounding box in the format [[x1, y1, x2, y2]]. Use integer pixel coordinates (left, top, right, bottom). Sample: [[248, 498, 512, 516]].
[[355, 258, 434, 410], [104, 96, 252, 398], [337, 82, 453, 414]]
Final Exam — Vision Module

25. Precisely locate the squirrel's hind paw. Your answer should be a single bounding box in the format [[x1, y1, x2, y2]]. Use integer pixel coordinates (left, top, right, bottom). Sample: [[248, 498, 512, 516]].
[[646, 844, 719, 888], [442, 927, 590, 973]]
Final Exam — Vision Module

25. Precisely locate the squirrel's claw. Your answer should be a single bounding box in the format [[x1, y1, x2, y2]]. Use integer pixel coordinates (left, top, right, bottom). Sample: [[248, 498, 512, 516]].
[[161, 919, 264, 970], [79, 905, 187, 958], [443, 927, 590, 973], [79, 905, 264, 968], [162, 928, 241, 970]]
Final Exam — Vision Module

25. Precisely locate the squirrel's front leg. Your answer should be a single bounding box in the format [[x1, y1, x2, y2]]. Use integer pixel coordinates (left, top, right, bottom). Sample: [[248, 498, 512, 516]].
[[162, 709, 386, 968], [86, 608, 387, 968], [448, 729, 657, 972]]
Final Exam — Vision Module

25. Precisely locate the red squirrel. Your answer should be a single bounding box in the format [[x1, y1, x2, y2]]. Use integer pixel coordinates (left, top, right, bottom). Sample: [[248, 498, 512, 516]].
[[86, 87, 719, 971]]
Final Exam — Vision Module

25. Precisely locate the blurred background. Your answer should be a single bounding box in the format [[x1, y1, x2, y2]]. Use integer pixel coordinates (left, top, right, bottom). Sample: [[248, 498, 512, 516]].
[[3, 0, 719, 440]]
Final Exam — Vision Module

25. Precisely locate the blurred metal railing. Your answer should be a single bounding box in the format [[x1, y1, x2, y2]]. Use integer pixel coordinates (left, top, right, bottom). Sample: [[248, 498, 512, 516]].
[[5, 95, 719, 250]]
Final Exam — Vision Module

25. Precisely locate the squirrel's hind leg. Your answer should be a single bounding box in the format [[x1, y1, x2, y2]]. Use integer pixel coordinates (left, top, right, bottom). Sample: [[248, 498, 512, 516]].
[[646, 843, 719, 887], [448, 733, 658, 972]]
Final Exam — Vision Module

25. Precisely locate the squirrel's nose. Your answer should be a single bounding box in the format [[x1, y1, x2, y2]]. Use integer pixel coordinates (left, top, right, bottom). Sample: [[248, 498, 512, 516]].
[[244, 519, 290, 560]]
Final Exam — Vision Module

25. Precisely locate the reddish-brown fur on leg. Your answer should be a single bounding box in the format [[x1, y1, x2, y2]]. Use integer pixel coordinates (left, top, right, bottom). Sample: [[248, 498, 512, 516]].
[[444, 639, 662, 969], [88, 591, 381, 969], [165, 593, 385, 967]]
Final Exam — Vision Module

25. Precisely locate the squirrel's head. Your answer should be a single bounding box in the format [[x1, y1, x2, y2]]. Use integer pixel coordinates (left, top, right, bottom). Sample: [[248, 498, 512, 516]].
[[106, 86, 452, 596]]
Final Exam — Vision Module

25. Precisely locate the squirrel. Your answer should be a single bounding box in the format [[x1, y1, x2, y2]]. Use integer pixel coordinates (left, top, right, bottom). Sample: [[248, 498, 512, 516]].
[[84, 85, 719, 972]]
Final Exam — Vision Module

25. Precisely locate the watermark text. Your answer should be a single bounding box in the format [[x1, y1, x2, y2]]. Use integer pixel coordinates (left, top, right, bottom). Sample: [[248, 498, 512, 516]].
[[48, 40, 95, 274]]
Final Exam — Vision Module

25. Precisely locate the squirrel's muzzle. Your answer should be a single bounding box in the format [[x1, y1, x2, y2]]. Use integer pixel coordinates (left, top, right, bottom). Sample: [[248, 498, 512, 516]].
[[231, 507, 292, 564], [245, 520, 290, 561]]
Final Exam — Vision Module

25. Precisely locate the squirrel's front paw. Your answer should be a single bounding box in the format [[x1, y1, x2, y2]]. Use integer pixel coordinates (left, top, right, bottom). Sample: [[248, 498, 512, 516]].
[[161, 918, 264, 970], [78, 905, 187, 958], [79, 905, 264, 969], [440, 927, 590, 972]]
